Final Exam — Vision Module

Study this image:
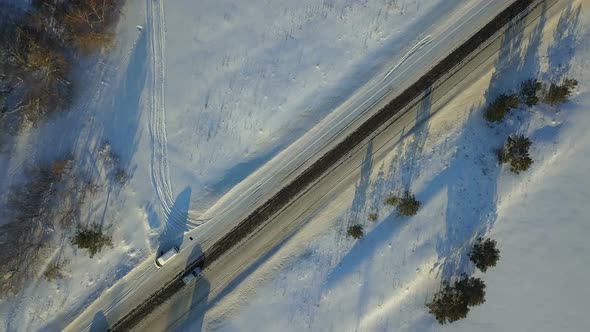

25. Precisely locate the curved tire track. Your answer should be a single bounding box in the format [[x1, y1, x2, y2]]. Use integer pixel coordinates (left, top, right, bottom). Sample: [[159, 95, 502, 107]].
[[147, 0, 204, 228]]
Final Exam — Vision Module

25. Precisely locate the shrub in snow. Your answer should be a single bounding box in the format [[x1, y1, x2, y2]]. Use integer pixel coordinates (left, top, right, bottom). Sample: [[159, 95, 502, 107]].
[[483, 93, 520, 123], [113, 167, 129, 185], [520, 78, 543, 107], [543, 78, 578, 106], [0, 23, 71, 132], [498, 135, 533, 174], [72, 223, 113, 258], [347, 224, 364, 239], [426, 283, 469, 324], [44, 260, 68, 282], [454, 275, 486, 306], [384, 194, 399, 206], [468, 238, 500, 272], [368, 212, 378, 222], [426, 275, 486, 324], [34, 0, 121, 53], [397, 191, 421, 217], [98, 142, 120, 166]]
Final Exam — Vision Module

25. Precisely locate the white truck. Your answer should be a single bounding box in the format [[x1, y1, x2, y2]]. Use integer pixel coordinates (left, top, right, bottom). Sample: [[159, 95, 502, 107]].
[[182, 267, 202, 285], [155, 247, 179, 268]]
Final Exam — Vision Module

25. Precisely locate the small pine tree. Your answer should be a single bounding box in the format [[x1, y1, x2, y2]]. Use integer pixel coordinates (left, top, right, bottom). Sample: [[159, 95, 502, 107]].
[[384, 195, 399, 206], [72, 223, 113, 258], [397, 191, 421, 217], [426, 284, 469, 324], [368, 212, 378, 222], [114, 168, 128, 185], [347, 224, 364, 239], [483, 93, 520, 123], [520, 78, 543, 107], [468, 238, 500, 272], [426, 275, 487, 324], [44, 260, 68, 282], [455, 276, 486, 306], [498, 135, 533, 174], [543, 78, 578, 106]]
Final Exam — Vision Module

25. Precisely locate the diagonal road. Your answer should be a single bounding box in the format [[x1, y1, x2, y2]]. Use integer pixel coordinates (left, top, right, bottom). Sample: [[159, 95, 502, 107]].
[[64, 0, 564, 331]]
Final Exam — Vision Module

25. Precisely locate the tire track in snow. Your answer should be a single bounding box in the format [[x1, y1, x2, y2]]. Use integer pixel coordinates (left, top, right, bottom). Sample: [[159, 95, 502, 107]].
[[382, 35, 432, 81], [194, 0, 495, 229], [146, 0, 205, 229]]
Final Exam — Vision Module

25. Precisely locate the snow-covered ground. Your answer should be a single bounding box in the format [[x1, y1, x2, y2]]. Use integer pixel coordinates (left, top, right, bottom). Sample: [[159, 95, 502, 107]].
[[0, 0, 524, 331], [176, 1, 589, 331]]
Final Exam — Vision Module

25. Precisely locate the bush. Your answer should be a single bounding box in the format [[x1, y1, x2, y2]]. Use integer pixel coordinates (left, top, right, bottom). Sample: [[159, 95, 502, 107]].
[[368, 212, 378, 222], [56, 0, 121, 53], [543, 78, 578, 106], [483, 93, 520, 123], [347, 224, 364, 239], [498, 135, 533, 174], [113, 168, 128, 185], [520, 78, 543, 107], [72, 223, 113, 258], [455, 276, 486, 306], [384, 195, 399, 206], [426, 284, 469, 324], [98, 141, 120, 166], [44, 260, 68, 282], [426, 275, 486, 324], [468, 238, 500, 272], [0, 25, 71, 131], [397, 191, 421, 217]]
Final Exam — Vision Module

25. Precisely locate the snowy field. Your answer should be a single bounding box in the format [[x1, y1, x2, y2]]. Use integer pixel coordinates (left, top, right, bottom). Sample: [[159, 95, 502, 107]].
[[173, 1, 589, 331], [0, 0, 522, 331]]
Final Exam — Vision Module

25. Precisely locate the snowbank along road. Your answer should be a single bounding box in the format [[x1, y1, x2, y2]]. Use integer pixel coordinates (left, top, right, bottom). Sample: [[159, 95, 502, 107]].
[[64, 0, 557, 331]]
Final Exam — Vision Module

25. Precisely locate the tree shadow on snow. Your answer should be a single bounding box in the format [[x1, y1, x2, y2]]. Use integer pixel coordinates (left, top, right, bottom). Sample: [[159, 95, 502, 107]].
[[323, 0, 585, 290], [425, 0, 583, 280], [325, 87, 434, 291], [430, 1, 552, 280], [346, 140, 374, 232]]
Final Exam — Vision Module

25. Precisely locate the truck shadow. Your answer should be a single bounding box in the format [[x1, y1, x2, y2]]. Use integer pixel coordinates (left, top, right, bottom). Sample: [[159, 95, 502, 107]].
[[157, 186, 192, 257], [89, 311, 108, 332], [164, 243, 210, 332]]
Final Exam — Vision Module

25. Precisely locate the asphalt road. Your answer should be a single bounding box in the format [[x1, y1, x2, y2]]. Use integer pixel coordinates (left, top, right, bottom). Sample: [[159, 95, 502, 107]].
[[130, 0, 563, 330]]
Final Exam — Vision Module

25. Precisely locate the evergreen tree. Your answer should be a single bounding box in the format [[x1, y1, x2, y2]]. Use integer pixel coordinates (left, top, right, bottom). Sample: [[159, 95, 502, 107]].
[[347, 224, 364, 239], [397, 191, 421, 217], [498, 135, 533, 174], [468, 238, 500, 272], [520, 78, 543, 107], [483, 93, 520, 123]]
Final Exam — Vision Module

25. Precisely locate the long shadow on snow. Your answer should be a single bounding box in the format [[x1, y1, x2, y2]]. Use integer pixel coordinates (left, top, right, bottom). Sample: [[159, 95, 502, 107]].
[[2, 18, 147, 332], [428, 1, 583, 279], [545, 2, 582, 81], [160, 243, 209, 332], [432, 2, 551, 280], [347, 140, 373, 230], [191, 211, 315, 331], [157, 186, 191, 256], [326, 87, 433, 291], [89, 311, 108, 332], [324, 1, 559, 288], [94, 28, 147, 230]]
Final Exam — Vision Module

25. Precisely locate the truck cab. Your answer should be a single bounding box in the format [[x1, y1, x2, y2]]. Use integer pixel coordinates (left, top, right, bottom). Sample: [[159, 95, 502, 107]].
[[155, 246, 179, 268], [182, 267, 202, 285]]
